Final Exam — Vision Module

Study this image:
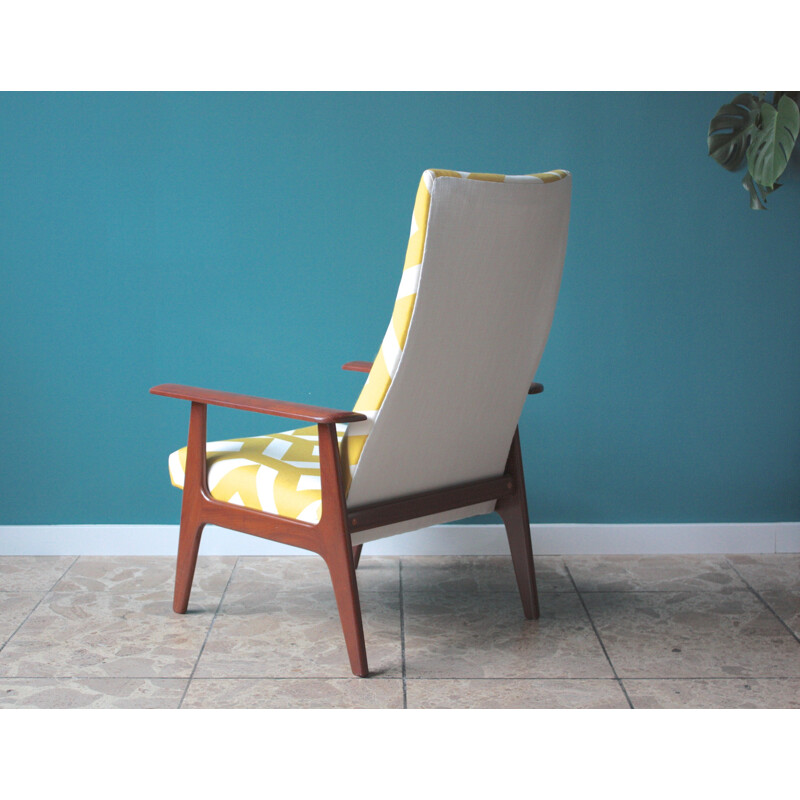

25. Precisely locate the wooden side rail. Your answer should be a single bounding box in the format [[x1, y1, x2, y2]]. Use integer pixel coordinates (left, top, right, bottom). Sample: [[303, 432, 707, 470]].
[[343, 362, 543, 395], [152, 382, 370, 675], [150, 383, 366, 424], [347, 475, 515, 533]]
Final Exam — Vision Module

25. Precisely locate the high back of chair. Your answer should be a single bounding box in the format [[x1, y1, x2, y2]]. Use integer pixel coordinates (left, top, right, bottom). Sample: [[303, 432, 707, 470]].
[[344, 169, 571, 509]]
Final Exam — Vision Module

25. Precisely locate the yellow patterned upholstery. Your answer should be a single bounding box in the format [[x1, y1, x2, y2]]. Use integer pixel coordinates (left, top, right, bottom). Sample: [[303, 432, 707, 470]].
[[168, 426, 346, 522], [167, 168, 570, 522]]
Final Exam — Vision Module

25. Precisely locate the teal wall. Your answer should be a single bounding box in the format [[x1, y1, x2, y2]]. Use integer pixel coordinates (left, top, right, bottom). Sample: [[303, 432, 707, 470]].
[[1, 92, 798, 525]]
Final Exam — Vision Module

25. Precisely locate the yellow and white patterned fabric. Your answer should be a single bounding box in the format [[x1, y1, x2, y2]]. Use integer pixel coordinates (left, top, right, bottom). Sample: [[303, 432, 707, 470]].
[[169, 425, 347, 522], [168, 168, 570, 523]]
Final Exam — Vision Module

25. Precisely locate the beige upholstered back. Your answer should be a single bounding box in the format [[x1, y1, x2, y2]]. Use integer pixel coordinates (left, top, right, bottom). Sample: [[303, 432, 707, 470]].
[[346, 170, 571, 529]]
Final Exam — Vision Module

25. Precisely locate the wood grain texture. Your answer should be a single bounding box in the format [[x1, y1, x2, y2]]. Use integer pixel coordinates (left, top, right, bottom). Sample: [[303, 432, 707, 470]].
[[496, 427, 540, 619], [341, 361, 373, 373], [150, 384, 366, 424], [163, 390, 370, 676], [346, 476, 514, 533]]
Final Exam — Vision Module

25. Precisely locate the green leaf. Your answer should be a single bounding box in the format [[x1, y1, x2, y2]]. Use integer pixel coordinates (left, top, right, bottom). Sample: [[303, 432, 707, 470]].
[[742, 172, 767, 210], [746, 95, 800, 189], [708, 94, 762, 171]]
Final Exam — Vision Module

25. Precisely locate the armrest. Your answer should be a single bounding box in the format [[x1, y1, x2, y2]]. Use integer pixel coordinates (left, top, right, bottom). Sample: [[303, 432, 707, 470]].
[[342, 361, 543, 395], [342, 361, 373, 373], [150, 383, 367, 424]]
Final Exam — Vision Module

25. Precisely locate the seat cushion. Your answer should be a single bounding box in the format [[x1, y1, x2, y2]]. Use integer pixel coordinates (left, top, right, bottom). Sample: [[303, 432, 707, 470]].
[[168, 425, 346, 522]]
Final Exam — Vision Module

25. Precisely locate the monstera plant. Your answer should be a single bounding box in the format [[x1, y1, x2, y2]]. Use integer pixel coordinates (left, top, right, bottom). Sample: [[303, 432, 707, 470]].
[[708, 91, 800, 210]]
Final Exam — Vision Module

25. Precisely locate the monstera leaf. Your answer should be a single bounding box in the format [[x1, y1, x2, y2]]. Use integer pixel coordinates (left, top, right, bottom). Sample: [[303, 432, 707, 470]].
[[747, 94, 800, 189], [708, 94, 762, 171]]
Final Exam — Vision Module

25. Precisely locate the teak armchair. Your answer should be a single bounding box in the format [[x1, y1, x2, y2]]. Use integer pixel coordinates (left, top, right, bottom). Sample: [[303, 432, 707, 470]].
[[151, 168, 571, 677]]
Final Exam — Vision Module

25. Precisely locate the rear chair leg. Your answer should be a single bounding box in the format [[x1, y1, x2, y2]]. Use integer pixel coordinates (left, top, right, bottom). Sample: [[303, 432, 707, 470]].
[[499, 504, 540, 620], [174, 401, 208, 615], [325, 541, 369, 677], [497, 428, 540, 620], [352, 543, 363, 568], [174, 513, 204, 614]]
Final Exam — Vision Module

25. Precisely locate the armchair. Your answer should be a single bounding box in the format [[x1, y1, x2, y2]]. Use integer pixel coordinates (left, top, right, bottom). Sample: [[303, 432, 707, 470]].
[[152, 167, 571, 676]]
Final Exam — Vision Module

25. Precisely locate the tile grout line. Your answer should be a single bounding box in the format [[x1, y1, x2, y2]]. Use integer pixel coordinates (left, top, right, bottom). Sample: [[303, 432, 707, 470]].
[[8, 674, 800, 682], [564, 563, 634, 709], [48, 554, 82, 592], [399, 559, 407, 709], [177, 556, 240, 709], [724, 557, 800, 647], [596, 676, 800, 682], [0, 555, 80, 656]]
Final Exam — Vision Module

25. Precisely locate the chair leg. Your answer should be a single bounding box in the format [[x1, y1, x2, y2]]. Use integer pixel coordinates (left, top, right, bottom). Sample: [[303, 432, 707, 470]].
[[352, 543, 363, 569], [324, 540, 369, 677], [174, 513, 204, 614], [499, 501, 540, 620], [497, 428, 540, 620]]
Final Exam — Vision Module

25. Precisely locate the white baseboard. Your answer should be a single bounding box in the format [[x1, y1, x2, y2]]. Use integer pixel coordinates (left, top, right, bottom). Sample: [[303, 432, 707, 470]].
[[0, 522, 797, 556]]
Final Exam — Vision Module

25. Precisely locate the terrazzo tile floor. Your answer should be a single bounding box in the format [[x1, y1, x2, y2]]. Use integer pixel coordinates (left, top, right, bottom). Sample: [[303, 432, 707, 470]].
[[0, 554, 798, 708]]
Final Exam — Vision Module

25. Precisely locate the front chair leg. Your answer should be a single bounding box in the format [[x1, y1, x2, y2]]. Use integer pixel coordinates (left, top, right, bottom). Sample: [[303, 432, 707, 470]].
[[324, 540, 369, 677], [497, 427, 540, 620]]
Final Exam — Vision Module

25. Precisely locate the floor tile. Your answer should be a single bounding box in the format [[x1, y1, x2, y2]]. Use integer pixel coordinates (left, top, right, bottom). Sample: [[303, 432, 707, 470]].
[[0, 677, 186, 708], [727, 555, 800, 593], [195, 590, 402, 678], [624, 678, 800, 709], [566, 555, 747, 593], [0, 593, 44, 648], [0, 589, 219, 678], [406, 678, 629, 708], [228, 555, 399, 597], [53, 555, 236, 595], [182, 678, 404, 708], [401, 555, 572, 594], [0, 557, 76, 592], [1, 553, 797, 708], [403, 591, 613, 679], [582, 591, 800, 678], [759, 591, 800, 639]]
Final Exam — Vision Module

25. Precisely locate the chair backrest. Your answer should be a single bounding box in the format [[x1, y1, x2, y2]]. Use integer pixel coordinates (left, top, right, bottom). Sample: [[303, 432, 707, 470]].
[[343, 169, 571, 508]]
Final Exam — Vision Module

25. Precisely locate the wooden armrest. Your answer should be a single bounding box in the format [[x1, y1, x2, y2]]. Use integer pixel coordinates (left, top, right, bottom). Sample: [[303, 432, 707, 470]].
[[342, 361, 373, 373], [150, 384, 367, 424]]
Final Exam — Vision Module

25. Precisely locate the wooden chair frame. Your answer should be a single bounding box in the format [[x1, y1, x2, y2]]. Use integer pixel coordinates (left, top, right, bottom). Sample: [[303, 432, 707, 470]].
[[151, 362, 543, 677]]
